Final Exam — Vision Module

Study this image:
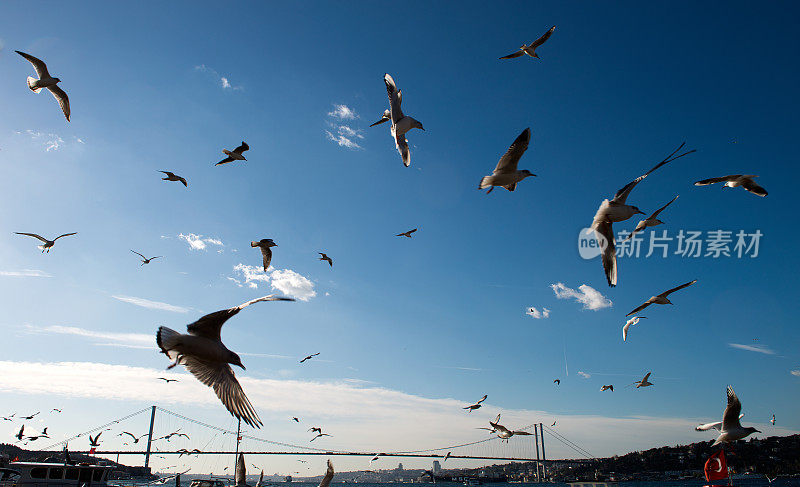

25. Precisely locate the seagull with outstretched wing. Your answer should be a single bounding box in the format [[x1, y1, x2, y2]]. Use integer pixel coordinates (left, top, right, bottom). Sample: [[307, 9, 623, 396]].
[[216, 142, 249, 166], [159, 171, 188, 187], [695, 175, 767, 197], [16, 51, 70, 121], [15, 232, 76, 253], [478, 128, 536, 194], [499, 26, 556, 60], [132, 250, 162, 265], [624, 195, 679, 241], [626, 280, 697, 316]]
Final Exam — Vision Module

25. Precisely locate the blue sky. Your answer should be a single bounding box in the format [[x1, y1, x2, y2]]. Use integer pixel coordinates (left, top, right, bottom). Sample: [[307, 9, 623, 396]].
[[1, 0, 799, 475]]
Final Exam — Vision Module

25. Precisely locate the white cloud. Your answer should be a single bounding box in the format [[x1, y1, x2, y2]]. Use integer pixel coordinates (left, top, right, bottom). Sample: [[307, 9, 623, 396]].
[[231, 263, 271, 289], [550, 282, 612, 310], [325, 130, 362, 150], [578, 371, 591, 379], [25, 324, 153, 348], [16, 129, 70, 152], [337, 125, 363, 139], [525, 307, 550, 319], [194, 64, 243, 91], [791, 370, 800, 377], [328, 104, 358, 120], [230, 265, 316, 301], [0, 269, 52, 278], [728, 343, 776, 355], [111, 295, 190, 313], [178, 233, 224, 251]]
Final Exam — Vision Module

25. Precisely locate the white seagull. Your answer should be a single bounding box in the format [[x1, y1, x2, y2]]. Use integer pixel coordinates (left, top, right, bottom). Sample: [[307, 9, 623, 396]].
[[633, 372, 653, 388], [383, 73, 424, 167], [694, 175, 767, 197], [626, 280, 697, 316], [16, 51, 70, 122], [499, 26, 556, 60], [488, 418, 533, 442], [695, 413, 744, 431], [478, 128, 536, 194], [622, 316, 647, 342], [710, 386, 760, 446], [591, 143, 695, 286], [156, 295, 295, 428], [624, 195, 679, 241]]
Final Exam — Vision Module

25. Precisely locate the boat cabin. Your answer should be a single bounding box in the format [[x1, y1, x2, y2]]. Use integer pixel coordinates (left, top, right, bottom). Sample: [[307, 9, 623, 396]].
[[3, 462, 113, 487]]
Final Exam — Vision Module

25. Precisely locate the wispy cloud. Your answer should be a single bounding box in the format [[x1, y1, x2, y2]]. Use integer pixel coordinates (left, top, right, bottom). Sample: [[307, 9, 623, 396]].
[[791, 370, 800, 377], [194, 64, 243, 91], [111, 295, 190, 313], [230, 263, 271, 289], [526, 307, 551, 319], [229, 264, 316, 301], [0, 269, 52, 278], [550, 282, 612, 310], [578, 371, 591, 379], [178, 233, 224, 251], [325, 105, 363, 150], [328, 104, 358, 120], [24, 324, 153, 348], [728, 343, 776, 355], [14, 130, 83, 152]]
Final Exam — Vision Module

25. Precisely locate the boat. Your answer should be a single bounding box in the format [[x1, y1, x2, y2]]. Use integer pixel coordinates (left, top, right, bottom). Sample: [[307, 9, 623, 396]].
[[566, 481, 618, 487], [2, 461, 115, 487]]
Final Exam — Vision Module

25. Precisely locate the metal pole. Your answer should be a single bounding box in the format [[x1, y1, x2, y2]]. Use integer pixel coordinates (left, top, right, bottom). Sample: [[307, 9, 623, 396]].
[[233, 418, 241, 476], [534, 424, 541, 482], [144, 406, 157, 468], [539, 423, 547, 481]]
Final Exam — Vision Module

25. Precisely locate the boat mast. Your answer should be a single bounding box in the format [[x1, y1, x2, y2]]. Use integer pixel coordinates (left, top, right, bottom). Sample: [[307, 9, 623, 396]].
[[233, 418, 242, 476], [144, 406, 157, 469]]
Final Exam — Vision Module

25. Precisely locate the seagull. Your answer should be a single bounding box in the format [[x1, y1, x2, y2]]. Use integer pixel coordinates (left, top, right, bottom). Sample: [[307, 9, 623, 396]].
[[156, 294, 295, 428], [318, 253, 333, 267], [711, 386, 760, 445], [622, 316, 647, 342], [216, 142, 249, 166], [488, 418, 533, 442], [1, 413, 15, 421], [600, 385, 614, 392], [251, 239, 277, 271], [369, 453, 386, 464], [396, 229, 417, 238], [695, 175, 767, 197], [159, 171, 188, 187], [443, 452, 451, 462], [157, 377, 178, 383], [15, 425, 24, 440], [551, 421, 557, 427], [553, 379, 560, 385], [633, 372, 653, 388], [292, 417, 300, 422], [624, 195, 679, 241], [770, 414, 776, 425], [499, 26, 556, 60], [300, 353, 320, 363], [626, 280, 697, 316], [318, 460, 334, 487], [463, 395, 487, 412], [119, 432, 147, 444], [310, 433, 332, 442], [591, 143, 696, 286], [88, 432, 102, 447], [15, 51, 70, 121], [131, 250, 162, 265], [51, 409, 61, 413], [765, 476, 777, 484], [478, 128, 535, 194], [695, 413, 744, 431], [369, 110, 391, 127], [308, 427, 323, 434], [15, 232, 77, 253], [20, 412, 40, 420], [383, 73, 424, 167]]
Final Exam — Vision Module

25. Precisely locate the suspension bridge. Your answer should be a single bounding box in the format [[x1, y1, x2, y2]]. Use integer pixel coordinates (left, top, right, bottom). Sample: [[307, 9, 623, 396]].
[[33, 406, 595, 477]]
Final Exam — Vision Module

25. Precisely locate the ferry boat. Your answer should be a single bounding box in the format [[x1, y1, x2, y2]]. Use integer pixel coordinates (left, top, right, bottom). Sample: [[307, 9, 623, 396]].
[[1, 461, 115, 487]]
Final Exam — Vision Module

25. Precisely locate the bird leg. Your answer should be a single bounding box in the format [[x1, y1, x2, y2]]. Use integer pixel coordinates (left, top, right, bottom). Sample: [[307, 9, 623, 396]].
[[166, 353, 184, 370]]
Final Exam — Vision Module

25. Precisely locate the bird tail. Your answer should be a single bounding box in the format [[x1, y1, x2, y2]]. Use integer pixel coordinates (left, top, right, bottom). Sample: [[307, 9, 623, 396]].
[[27, 77, 43, 93], [479, 176, 492, 189], [156, 326, 181, 355]]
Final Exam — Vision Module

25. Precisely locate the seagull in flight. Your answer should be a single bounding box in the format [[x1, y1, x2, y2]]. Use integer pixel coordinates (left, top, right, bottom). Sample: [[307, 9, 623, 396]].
[[318, 460, 334, 487], [369, 109, 391, 127], [711, 386, 760, 445], [622, 316, 647, 342], [695, 413, 744, 431], [600, 385, 614, 392], [633, 372, 654, 388], [1, 414, 15, 421], [119, 432, 148, 444], [553, 379, 560, 385], [318, 253, 333, 267], [131, 250, 162, 265], [383, 73, 424, 167], [15, 232, 77, 253], [16, 51, 70, 121], [369, 453, 386, 464], [308, 427, 323, 434], [159, 171, 188, 187], [443, 452, 451, 462], [88, 432, 102, 447], [157, 377, 179, 383], [396, 229, 417, 238], [626, 280, 697, 316], [770, 414, 776, 425], [300, 353, 320, 363], [478, 128, 536, 194], [156, 294, 295, 428], [499, 26, 556, 60], [463, 395, 487, 412], [624, 195, 679, 241], [488, 418, 533, 442], [310, 433, 332, 442], [292, 417, 300, 422], [251, 239, 277, 271], [20, 412, 40, 420], [15, 425, 24, 441], [551, 421, 557, 426], [694, 175, 767, 197], [216, 142, 249, 166], [51, 409, 61, 413], [591, 143, 695, 286]]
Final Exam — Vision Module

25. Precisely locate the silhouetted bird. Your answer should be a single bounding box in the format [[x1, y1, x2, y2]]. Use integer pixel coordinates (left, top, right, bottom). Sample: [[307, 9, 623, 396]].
[[216, 142, 249, 166], [16, 51, 70, 121], [499, 26, 556, 60], [15, 233, 76, 253], [251, 239, 277, 271]]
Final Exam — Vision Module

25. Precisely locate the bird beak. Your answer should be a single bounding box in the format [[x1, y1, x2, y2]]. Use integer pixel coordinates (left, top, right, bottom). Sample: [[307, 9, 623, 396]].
[[238, 364, 246, 370]]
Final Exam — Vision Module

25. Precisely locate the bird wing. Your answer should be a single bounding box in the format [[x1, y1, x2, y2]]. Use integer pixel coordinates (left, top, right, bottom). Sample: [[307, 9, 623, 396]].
[[159, 171, 174, 177], [741, 178, 768, 197], [234, 142, 249, 154], [530, 26, 556, 49], [492, 128, 531, 174], [722, 385, 743, 430], [47, 85, 70, 122], [659, 279, 697, 298], [513, 431, 533, 436], [695, 421, 723, 431], [694, 176, 739, 186], [394, 131, 411, 167], [15, 232, 48, 243], [626, 300, 651, 317], [593, 221, 617, 287], [183, 357, 262, 428], [121, 432, 137, 440], [642, 372, 651, 382], [53, 232, 77, 241], [178, 177, 188, 187], [260, 246, 273, 271], [384, 74, 405, 123], [369, 110, 391, 127], [499, 50, 525, 60], [216, 157, 235, 166], [476, 394, 487, 404], [650, 195, 679, 219], [612, 143, 694, 204], [131, 250, 146, 259], [318, 460, 334, 487], [622, 321, 631, 341], [15, 51, 50, 78], [186, 295, 293, 341]]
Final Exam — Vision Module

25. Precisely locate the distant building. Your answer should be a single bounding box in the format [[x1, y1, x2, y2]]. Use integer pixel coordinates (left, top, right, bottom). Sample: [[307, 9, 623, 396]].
[[433, 461, 441, 474], [397, 463, 404, 471]]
